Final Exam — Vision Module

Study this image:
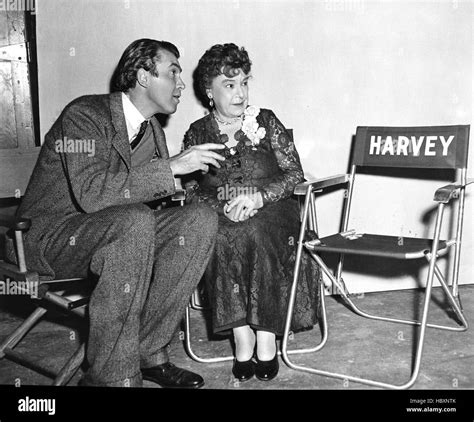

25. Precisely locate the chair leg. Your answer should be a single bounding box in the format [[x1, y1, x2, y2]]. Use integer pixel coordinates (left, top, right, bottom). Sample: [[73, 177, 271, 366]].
[[281, 281, 328, 359], [325, 256, 468, 332], [282, 204, 468, 389], [281, 253, 435, 389], [279, 186, 329, 364], [183, 186, 328, 364], [432, 262, 468, 328], [183, 304, 233, 363], [183, 289, 328, 365], [0, 306, 48, 358], [1, 305, 86, 386], [53, 343, 85, 386]]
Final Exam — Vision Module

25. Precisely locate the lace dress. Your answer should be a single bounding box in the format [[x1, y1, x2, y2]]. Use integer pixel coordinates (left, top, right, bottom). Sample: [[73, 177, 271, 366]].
[[182, 108, 320, 335]]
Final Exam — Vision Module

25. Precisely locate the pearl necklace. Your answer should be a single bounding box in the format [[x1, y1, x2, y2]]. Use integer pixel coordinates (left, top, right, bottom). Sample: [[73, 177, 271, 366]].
[[213, 111, 242, 126]]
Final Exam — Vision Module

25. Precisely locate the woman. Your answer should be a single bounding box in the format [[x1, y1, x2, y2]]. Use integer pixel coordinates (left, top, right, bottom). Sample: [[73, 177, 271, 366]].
[[182, 43, 320, 382]]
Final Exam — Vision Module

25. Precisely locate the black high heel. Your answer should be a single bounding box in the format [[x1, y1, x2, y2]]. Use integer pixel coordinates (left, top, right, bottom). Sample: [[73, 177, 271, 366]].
[[255, 354, 279, 381], [232, 357, 255, 382]]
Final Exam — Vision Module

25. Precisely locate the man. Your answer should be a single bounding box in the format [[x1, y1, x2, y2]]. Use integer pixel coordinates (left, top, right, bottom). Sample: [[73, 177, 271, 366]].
[[8, 39, 225, 388]]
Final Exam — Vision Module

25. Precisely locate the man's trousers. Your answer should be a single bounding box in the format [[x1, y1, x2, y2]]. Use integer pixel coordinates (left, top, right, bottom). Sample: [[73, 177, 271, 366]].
[[43, 202, 217, 386]]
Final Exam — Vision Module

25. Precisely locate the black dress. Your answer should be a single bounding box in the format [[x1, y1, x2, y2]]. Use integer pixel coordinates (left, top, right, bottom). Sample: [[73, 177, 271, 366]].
[[183, 108, 320, 336]]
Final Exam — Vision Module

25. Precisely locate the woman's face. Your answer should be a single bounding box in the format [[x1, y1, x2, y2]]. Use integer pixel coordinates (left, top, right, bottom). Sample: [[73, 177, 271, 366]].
[[208, 69, 250, 119]]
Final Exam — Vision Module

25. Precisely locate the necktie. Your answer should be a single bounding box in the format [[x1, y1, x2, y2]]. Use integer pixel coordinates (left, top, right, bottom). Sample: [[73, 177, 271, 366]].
[[150, 119, 169, 159], [130, 120, 148, 150]]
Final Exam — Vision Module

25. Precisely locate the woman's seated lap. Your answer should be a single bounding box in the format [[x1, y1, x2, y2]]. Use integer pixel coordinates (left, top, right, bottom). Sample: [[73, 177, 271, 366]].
[[182, 43, 320, 382]]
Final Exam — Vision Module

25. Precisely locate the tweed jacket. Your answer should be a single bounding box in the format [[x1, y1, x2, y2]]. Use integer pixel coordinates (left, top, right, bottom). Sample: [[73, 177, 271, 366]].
[[8, 92, 177, 276]]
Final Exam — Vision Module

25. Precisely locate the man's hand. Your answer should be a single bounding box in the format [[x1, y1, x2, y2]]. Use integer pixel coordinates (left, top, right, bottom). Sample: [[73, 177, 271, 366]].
[[169, 144, 225, 176], [223, 192, 263, 222]]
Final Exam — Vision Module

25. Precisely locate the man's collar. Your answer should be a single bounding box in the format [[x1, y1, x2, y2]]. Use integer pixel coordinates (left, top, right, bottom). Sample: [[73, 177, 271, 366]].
[[122, 92, 147, 141]]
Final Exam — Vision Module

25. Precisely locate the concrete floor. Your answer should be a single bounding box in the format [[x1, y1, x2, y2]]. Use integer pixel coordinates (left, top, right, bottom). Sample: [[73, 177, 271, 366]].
[[1, 285, 473, 391]]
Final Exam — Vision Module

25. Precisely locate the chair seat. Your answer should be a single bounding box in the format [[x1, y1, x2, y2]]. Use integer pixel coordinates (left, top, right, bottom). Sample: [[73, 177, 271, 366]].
[[306, 233, 448, 259]]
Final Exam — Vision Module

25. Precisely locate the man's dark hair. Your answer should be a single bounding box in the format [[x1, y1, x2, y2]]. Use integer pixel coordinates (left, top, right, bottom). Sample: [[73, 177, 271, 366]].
[[112, 38, 180, 92], [194, 43, 252, 104]]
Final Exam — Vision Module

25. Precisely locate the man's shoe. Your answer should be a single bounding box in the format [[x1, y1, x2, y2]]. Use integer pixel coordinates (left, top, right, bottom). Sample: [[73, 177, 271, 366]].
[[232, 358, 255, 382], [255, 355, 279, 381], [141, 362, 204, 389]]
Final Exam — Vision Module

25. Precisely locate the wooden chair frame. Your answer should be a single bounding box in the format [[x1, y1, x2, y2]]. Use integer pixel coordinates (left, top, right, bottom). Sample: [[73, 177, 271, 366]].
[[0, 215, 87, 386]]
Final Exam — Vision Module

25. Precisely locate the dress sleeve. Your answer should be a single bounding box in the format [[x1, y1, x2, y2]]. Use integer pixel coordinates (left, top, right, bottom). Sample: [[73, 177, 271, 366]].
[[182, 125, 223, 210], [181, 127, 199, 201], [259, 110, 304, 204]]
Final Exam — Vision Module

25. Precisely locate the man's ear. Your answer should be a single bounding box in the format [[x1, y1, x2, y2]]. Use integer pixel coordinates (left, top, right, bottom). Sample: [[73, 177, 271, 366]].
[[136, 68, 149, 88]]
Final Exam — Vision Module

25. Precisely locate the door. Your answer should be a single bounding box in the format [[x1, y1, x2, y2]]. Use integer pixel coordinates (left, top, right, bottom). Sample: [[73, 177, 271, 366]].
[[0, 9, 39, 199]]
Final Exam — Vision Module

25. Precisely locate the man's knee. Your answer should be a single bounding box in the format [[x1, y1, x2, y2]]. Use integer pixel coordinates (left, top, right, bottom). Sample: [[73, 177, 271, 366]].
[[89, 204, 155, 275], [109, 204, 156, 236], [182, 203, 218, 240], [195, 203, 218, 233]]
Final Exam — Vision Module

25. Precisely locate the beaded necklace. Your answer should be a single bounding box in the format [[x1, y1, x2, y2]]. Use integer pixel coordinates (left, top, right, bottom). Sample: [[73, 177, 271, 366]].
[[213, 111, 243, 126]]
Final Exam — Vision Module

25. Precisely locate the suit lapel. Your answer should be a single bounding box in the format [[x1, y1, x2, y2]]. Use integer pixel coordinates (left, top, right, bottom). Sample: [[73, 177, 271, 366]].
[[109, 92, 131, 170], [109, 93, 170, 164], [150, 116, 169, 159]]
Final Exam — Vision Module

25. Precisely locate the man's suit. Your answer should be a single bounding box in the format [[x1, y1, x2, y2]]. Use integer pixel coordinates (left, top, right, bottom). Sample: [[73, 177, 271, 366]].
[[7, 92, 217, 386]]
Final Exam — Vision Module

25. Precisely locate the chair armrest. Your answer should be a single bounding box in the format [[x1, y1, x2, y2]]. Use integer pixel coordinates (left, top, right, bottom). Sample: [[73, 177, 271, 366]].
[[294, 174, 350, 196], [0, 260, 38, 282], [434, 179, 474, 204], [0, 213, 31, 230], [171, 189, 186, 202]]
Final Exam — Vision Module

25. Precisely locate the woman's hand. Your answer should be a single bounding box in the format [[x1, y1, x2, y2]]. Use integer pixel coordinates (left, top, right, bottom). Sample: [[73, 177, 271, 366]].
[[223, 192, 263, 222]]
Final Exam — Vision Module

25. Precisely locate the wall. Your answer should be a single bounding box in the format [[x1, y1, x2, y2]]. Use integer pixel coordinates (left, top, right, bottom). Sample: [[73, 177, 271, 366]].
[[36, 0, 473, 293]]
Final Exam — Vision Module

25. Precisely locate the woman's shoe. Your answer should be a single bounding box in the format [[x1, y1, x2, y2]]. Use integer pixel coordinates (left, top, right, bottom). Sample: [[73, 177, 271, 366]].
[[232, 358, 255, 382], [255, 355, 279, 381]]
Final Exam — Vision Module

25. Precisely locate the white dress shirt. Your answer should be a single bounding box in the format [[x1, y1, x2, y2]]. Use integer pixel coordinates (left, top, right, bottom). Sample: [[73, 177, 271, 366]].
[[122, 92, 147, 143]]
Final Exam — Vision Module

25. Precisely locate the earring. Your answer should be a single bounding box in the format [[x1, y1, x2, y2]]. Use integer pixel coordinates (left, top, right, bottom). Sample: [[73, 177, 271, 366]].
[[209, 97, 214, 108]]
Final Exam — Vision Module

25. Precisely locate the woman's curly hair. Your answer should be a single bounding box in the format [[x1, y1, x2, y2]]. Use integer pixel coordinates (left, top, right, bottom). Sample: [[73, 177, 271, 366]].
[[194, 43, 252, 107]]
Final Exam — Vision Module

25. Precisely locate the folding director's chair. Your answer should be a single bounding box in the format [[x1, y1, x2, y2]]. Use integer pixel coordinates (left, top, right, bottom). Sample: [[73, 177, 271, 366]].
[[180, 129, 327, 363], [0, 187, 195, 385], [181, 201, 326, 364], [282, 125, 471, 389], [0, 151, 88, 386]]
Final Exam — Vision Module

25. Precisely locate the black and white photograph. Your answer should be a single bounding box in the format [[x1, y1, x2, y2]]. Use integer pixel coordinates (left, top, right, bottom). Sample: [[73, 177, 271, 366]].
[[0, 0, 473, 419]]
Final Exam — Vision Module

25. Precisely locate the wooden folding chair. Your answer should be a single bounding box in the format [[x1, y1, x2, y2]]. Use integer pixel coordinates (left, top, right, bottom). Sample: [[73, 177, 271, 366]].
[[0, 150, 88, 386]]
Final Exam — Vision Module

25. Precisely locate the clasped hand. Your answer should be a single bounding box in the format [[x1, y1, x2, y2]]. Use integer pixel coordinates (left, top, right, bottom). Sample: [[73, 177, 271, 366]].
[[224, 192, 263, 222]]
